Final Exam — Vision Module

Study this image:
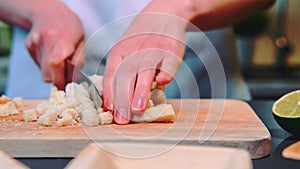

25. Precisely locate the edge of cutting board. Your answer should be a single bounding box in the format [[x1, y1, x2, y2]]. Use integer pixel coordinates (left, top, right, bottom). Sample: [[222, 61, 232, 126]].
[[0, 99, 271, 159]]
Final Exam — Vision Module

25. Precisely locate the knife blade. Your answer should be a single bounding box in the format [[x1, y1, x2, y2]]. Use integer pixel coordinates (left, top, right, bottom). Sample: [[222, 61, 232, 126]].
[[66, 60, 102, 109]]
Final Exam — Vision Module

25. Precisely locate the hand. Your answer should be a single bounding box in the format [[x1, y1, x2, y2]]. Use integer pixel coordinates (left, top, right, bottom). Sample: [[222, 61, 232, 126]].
[[102, 2, 190, 124], [25, 1, 85, 90]]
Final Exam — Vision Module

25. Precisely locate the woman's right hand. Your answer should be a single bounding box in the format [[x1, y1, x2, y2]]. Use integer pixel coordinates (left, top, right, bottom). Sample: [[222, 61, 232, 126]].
[[25, 0, 85, 90]]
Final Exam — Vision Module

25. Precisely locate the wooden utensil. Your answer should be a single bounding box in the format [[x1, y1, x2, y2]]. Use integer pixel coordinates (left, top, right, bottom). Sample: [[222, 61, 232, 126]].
[[0, 99, 271, 159], [66, 143, 252, 169], [0, 150, 29, 169], [282, 141, 300, 160]]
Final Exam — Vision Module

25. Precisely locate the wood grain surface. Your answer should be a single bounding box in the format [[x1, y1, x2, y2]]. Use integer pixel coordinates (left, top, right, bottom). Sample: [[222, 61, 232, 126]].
[[0, 150, 29, 169], [0, 99, 271, 159], [65, 143, 252, 169]]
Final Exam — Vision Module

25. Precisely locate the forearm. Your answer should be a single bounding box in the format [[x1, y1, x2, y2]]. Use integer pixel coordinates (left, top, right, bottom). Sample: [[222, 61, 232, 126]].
[[0, 0, 60, 29], [143, 0, 275, 31], [189, 0, 275, 30]]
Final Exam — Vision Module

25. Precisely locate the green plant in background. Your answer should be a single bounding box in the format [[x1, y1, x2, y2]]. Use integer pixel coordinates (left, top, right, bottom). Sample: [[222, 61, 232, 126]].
[[0, 21, 13, 56], [234, 11, 270, 37]]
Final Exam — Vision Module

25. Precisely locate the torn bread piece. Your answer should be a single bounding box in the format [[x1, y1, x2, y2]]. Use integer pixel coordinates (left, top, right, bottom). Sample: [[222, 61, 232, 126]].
[[12, 97, 24, 110], [132, 104, 175, 123], [0, 95, 22, 117], [0, 95, 11, 104], [98, 111, 113, 125], [0, 101, 20, 117], [89, 75, 175, 124], [23, 108, 37, 122], [31, 74, 175, 126], [37, 109, 58, 126], [57, 117, 77, 126], [80, 108, 99, 126]]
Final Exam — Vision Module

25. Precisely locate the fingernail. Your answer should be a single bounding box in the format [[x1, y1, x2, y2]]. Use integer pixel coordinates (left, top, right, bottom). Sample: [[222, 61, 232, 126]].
[[115, 108, 130, 124], [104, 98, 114, 110], [132, 96, 146, 113]]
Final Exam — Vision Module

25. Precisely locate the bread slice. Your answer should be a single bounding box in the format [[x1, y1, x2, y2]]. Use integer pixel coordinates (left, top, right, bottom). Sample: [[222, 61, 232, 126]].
[[131, 104, 175, 123]]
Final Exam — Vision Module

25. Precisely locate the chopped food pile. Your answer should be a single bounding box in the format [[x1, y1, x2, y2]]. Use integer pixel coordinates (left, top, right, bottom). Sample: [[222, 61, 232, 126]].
[[0, 75, 175, 127], [0, 95, 23, 117]]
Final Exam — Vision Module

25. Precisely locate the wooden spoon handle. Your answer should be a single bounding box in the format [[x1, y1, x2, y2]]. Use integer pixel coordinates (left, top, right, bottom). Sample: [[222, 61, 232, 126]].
[[282, 141, 300, 160]]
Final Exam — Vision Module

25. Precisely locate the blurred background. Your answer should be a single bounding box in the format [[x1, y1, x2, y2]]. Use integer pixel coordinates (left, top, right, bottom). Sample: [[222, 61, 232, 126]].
[[0, 0, 299, 100], [235, 0, 300, 100]]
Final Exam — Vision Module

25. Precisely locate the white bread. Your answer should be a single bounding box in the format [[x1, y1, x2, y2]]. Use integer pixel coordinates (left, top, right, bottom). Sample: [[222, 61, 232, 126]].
[[37, 109, 57, 126], [98, 111, 113, 125], [12, 97, 24, 109], [23, 108, 37, 122], [0, 101, 20, 117], [88, 75, 176, 124], [57, 117, 77, 126], [0, 95, 11, 104], [132, 103, 175, 123], [27, 76, 175, 126], [0, 102, 10, 117], [35, 101, 50, 114], [80, 108, 99, 126]]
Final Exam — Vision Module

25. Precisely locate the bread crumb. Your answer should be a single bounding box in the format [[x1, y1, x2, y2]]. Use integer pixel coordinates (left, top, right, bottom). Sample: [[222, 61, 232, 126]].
[[12, 97, 24, 109], [36, 101, 50, 114], [98, 111, 113, 125], [23, 108, 37, 122], [0, 104, 10, 117], [80, 108, 99, 126], [89, 74, 103, 95], [57, 117, 77, 126], [0, 95, 11, 104], [0, 102, 20, 117], [37, 109, 57, 126]]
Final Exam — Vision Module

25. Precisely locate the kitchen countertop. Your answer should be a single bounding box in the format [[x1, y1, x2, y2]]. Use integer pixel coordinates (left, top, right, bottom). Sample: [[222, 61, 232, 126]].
[[15, 100, 300, 169]]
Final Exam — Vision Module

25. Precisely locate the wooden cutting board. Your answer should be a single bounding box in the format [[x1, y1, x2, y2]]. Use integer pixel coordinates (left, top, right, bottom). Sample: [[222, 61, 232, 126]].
[[65, 143, 252, 169], [0, 150, 29, 169], [0, 99, 271, 159]]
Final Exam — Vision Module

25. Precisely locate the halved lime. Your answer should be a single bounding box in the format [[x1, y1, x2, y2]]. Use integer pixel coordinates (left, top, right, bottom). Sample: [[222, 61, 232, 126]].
[[272, 90, 300, 137]]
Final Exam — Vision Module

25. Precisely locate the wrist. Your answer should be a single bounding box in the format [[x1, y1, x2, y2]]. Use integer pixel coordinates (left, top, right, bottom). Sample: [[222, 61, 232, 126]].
[[140, 0, 199, 33], [143, 0, 198, 22], [28, 0, 61, 26]]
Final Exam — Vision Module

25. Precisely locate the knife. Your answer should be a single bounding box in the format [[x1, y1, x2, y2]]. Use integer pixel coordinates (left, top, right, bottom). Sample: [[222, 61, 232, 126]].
[[66, 59, 102, 109]]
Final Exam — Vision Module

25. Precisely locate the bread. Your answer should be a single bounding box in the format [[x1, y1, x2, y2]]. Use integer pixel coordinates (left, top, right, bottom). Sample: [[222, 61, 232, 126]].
[[0, 95, 11, 104], [37, 109, 58, 126], [23, 108, 37, 122], [57, 117, 77, 126], [132, 103, 175, 123], [98, 111, 113, 125], [26, 75, 175, 126], [0, 100, 20, 117], [12, 97, 23, 109], [89, 75, 176, 124]]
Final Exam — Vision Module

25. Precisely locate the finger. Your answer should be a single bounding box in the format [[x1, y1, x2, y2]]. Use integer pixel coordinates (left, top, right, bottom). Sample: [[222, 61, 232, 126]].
[[131, 69, 156, 114], [113, 56, 138, 124], [131, 57, 157, 114], [26, 31, 41, 66], [50, 41, 76, 90], [155, 54, 181, 85], [65, 40, 85, 84], [102, 49, 123, 111], [71, 40, 85, 70]]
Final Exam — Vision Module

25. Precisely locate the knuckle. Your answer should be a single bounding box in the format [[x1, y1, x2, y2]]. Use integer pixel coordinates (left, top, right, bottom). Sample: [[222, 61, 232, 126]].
[[41, 28, 56, 40]]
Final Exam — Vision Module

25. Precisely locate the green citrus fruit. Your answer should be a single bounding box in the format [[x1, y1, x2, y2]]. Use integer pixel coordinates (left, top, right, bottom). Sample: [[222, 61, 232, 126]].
[[272, 90, 300, 137]]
